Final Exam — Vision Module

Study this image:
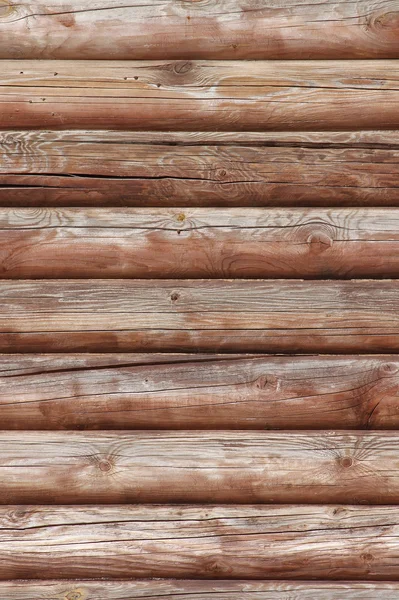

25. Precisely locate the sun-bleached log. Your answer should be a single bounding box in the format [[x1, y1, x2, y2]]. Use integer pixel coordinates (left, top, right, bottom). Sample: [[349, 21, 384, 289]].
[[2, 580, 399, 599], [1, 431, 399, 503], [0, 61, 398, 131], [0, 279, 397, 352], [1, 207, 399, 279], [0, 0, 397, 60], [1, 130, 397, 207], [0, 354, 398, 430], [1, 505, 399, 579]]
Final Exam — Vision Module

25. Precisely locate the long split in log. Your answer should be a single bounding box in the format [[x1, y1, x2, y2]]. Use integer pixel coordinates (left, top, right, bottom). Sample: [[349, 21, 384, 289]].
[[1, 130, 398, 207]]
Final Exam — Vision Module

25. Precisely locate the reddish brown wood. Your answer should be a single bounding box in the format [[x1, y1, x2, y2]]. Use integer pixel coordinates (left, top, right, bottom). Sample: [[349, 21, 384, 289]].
[[0, 0, 397, 60], [0, 354, 398, 430], [0, 505, 399, 579], [0, 61, 398, 131]]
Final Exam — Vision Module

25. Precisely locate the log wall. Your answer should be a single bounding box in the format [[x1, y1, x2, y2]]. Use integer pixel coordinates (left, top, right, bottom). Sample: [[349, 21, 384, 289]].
[[1, 1, 399, 598]]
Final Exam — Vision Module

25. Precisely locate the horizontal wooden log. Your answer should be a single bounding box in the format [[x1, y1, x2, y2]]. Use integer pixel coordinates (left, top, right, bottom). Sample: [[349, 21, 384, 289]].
[[2, 431, 399, 503], [2, 207, 399, 278], [1, 61, 399, 131], [0, 280, 398, 353], [0, 0, 398, 60], [1, 354, 398, 430], [2, 130, 398, 207], [2, 505, 399, 579], [3, 580, 399, 599]]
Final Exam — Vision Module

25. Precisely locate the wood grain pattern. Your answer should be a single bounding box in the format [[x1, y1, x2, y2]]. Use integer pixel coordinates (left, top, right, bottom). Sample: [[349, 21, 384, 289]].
[[2, 130, 398, 207], [2, 431, 399, 503], [1, 354, 398, 430], [1, 505, 399, 579], [1, 61, 399, 131], [3, 580, 399, 599], [0, 0, 397, 60], [1, 207, 399, 278], [0, 279, 397, 353]]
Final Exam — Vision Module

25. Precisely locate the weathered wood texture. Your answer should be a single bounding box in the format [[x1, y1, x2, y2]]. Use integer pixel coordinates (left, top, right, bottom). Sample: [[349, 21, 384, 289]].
[[2, 208, 399, 279], [0, 0, 398, 60], [0, 280, 397, 353], [1, 61, 399, 131], [2, 431, 399, 503], [1, 505, 399, 579], [2, 130, 398, 207], [4, 580, 399, 600], [1, 354, 398, 430]]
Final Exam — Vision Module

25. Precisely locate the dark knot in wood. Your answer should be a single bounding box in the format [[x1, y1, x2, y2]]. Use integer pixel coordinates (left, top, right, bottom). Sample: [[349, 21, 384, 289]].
[[379, 363, 398, 377]]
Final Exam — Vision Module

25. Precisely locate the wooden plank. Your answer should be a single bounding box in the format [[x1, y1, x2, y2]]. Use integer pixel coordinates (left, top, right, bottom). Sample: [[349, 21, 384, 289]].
[[2, 207, 399, 279], [1, 505, 399, 579], [0, 279, 397, 353], [2, 130, 398, 207], [2, 431, 399, 503], [1, 61, 399, 131], [0, 0, 397, 60], [1, 354, 398, 430], [3, 580, 399, 599]]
